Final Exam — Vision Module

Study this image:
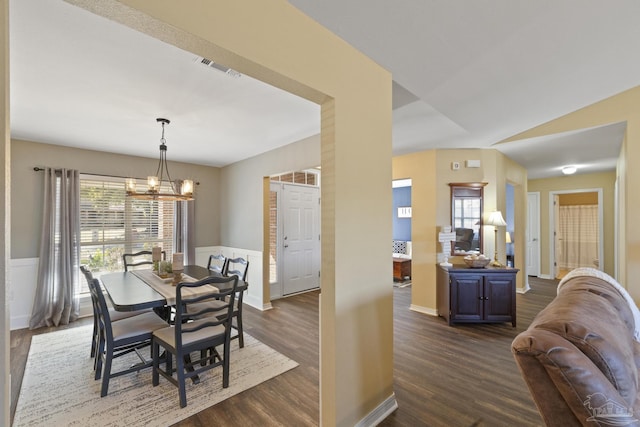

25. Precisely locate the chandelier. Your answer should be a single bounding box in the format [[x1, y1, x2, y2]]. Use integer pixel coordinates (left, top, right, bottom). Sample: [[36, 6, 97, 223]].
[[125, 118, 194, 201]]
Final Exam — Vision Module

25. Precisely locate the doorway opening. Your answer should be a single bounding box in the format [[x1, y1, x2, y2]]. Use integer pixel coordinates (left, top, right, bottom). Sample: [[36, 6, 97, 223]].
[[392, 179, 412, 289], [550, 189, 603, 280], [269, 170, 321, 299], [505, 183, 515, 268]]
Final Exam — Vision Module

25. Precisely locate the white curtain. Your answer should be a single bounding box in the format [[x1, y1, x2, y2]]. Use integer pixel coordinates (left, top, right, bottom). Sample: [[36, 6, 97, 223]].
[[29, 168, 81, 329], [558, 204, 598, 270]]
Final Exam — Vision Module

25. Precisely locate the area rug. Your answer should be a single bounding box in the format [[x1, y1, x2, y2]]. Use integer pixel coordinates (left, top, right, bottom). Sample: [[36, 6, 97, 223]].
[[13, 325, 298, 426]]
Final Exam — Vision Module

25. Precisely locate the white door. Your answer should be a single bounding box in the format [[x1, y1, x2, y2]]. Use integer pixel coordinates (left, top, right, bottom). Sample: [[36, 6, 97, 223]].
[[527, 192, 540, 277], [282, 183, 320, 295]]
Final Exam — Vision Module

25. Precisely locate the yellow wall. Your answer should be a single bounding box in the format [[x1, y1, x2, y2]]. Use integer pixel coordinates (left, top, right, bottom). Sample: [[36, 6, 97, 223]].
[[558, 192, 598, 205], [436, 150, 527, 291], [504, 85, 640, 299], [393, 148, 528, 313], [68, 1, 394, 424], [1, 0, 9, 423], [392, 151, 438, 312], [528, 172, 616, 278]]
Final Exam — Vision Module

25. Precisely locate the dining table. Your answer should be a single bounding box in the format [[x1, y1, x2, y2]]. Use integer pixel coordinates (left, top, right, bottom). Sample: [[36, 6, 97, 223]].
[[100, 264, 245, 313], [100, 264, 246, 384]]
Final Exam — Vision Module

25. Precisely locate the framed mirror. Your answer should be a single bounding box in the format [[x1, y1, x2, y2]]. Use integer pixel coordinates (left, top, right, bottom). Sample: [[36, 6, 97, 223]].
[[449, 182, 487, 255]]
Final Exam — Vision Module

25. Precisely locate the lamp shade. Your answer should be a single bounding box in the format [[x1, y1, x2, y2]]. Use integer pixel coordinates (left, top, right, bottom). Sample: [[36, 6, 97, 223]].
[[486, 211, 507, 227], [506, 231, 512, 244]]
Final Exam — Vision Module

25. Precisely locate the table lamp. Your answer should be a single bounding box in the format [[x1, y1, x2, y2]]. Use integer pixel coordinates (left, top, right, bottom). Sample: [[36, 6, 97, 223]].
[[486, 211, 507, 267]]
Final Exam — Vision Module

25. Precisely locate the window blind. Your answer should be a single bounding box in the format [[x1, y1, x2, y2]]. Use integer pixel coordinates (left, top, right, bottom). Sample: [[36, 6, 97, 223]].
[[79, 174, 175, 292]]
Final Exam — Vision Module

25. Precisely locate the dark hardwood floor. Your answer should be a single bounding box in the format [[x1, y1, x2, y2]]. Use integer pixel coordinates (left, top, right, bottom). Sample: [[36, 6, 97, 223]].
[[11, 277, 556, 426]]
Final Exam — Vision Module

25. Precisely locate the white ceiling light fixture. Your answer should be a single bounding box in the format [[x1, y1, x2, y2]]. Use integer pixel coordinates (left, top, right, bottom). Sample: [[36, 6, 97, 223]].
[[562, 165, 577, 175], [126, 118, 195, 201]]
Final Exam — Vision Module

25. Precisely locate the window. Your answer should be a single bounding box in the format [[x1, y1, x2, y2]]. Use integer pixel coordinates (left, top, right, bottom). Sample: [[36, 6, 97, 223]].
[[269, 189, 278, 283], [79, 174, 175, 293]]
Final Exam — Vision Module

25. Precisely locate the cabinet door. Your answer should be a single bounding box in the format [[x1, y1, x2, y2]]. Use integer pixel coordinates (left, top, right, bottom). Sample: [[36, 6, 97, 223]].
[[450, 274, 483, 322], [483, 274, 515, 323]]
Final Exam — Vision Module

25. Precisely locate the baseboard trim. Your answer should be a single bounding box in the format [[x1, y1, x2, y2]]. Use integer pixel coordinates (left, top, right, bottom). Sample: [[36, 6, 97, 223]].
[[409, 304, 438, 317], [11, 315, 30, 331], [355, 393, 398, 427], [244, 294, 273, 311], [516, 283, 531, 294]]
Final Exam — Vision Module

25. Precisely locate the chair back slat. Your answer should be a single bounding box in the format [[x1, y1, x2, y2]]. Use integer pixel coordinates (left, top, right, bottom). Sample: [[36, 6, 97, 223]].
[[174, 275, 239, 349], [123, 250, 166, 272], [224, 257, 249, 282], [80, 265, 94, 283], [207, 254, 227, 274]]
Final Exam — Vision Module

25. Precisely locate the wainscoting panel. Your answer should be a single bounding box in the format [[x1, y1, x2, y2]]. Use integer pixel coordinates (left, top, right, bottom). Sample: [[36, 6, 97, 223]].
[[11, 247, 268, 331], [10, 258, 39, 331], [195, 246, 267, 311]]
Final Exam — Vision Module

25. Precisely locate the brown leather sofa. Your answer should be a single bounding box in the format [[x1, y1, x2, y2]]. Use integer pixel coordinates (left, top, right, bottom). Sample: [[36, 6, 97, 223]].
[[512, 272, 640, 426]]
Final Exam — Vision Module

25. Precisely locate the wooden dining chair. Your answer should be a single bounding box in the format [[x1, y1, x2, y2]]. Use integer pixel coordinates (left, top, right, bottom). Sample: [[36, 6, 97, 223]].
[[80, 265, 150, 363], [207, 253, 227, 274], [223, 257, 249, 347], [122, 250, 165, 271], [89, 278, 168, 397], [151, 274, 239, 408], [186, 257, 249, 347]]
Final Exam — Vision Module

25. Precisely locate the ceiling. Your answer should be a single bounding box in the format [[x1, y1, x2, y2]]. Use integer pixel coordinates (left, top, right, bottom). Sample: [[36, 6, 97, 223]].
[[10, 1, 640, 177]]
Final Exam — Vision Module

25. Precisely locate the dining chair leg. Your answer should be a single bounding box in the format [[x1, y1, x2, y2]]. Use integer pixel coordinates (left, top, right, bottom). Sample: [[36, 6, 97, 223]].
[[101, 347, 114, 397], [176, 352, 187, 408], [152, 341, 160, 387], [199, 349, 208, 367], [90, 320, 98, 357], [93, 330, 104, 372], [166, 352, 173, 379], [222, 339, 231, 388], [184, 354, 200, 384], [94, 338, 105, 380], [236, 316, 244, 348]]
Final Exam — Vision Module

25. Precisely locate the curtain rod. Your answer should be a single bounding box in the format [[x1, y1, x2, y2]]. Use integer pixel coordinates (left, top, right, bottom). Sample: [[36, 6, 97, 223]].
[[33, 167, 200, 185]]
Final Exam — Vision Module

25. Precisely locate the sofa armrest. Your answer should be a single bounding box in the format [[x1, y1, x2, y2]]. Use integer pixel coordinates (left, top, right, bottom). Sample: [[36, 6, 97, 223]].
[[513, 329, 639, 427]]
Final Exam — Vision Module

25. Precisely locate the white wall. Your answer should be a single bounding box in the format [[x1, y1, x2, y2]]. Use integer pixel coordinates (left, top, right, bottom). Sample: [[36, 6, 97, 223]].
[[220, 134, 320, 251]]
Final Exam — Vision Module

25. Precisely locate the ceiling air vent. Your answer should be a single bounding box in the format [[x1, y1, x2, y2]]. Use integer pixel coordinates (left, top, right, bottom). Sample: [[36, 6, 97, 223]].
[[195, 57, 241, 78]]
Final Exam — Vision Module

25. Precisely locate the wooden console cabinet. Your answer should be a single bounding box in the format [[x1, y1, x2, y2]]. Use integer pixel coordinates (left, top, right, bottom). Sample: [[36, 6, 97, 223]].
[[437, 264, 518, 326], [393, 257, 411, 281]]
